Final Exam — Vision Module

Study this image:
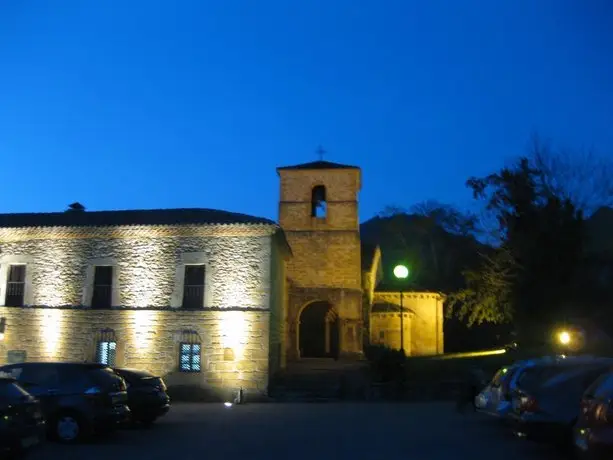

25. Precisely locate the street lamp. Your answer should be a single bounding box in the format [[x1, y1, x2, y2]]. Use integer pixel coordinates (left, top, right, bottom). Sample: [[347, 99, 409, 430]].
[[393, 264, 409, 355], [558, 330, 571, 346]]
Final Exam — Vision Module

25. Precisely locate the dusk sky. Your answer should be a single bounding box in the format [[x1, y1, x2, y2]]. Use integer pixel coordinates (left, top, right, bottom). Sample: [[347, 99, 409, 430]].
[[1, 1, 612, 222]]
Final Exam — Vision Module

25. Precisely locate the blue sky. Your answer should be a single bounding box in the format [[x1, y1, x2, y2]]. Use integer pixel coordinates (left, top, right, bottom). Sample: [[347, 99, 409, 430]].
[[1, 0, 611, 222]]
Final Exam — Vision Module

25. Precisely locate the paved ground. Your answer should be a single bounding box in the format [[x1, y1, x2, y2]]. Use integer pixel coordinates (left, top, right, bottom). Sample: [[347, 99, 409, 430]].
[[30, 403, 560, 460]]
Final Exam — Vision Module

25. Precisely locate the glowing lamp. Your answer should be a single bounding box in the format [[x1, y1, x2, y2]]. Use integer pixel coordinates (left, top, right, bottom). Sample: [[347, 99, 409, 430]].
[[393, 264, 409, 280], [558, 330, 571, 345]]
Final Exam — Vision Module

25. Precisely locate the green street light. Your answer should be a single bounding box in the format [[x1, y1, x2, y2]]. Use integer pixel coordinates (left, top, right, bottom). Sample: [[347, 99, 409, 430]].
[[393, 264, 409, 280], [393, 264, 410, 355]]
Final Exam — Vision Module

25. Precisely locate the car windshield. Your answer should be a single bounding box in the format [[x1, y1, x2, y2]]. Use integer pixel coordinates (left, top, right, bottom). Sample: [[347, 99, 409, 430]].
[[587, 372, 613, 399], [491, 367, 512, 387], [114, 368, 156, 384], [516, 365, 568, 391], [88, 367, 123, 387]]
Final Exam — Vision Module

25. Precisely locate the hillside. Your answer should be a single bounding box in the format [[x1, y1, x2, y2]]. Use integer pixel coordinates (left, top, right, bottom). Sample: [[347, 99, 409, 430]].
[[360, 213, 487, 293]]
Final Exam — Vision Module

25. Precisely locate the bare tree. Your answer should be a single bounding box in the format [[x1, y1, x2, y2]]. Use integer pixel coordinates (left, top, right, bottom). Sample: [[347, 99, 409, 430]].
[[530, 134, 613, 214]]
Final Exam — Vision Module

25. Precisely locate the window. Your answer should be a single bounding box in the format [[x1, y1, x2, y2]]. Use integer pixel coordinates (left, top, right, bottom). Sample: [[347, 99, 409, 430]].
[[379, 331, 385, 339], [311, 185, 327, 218], [179, 343, 201, 372], [91, 266, 113, 308], [6, 265, 26, 306], [96, 341, 117, 366], [182, 265, 205, 308], [6, 350, 27, 365]]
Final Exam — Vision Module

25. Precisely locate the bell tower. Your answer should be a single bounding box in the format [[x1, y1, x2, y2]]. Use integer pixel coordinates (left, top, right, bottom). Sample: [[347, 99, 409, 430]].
[[277, 160, 363, 360]]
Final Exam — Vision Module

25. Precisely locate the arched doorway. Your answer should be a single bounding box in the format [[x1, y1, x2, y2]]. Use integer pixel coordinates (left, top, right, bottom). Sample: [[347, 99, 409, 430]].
[[299, 301, 339, 358]]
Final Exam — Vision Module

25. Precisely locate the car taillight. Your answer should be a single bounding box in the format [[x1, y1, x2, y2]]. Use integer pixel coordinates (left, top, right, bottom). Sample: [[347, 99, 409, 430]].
[[594, 401, 613, 423]]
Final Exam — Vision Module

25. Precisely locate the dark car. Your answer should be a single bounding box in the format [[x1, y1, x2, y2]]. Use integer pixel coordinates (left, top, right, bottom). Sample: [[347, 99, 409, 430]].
[[509, 357, 613, 445], [113, 368, 170, 425], [0, 362, 130, 443], [574, 370, 613, 459], [0, 377, 45, 457]]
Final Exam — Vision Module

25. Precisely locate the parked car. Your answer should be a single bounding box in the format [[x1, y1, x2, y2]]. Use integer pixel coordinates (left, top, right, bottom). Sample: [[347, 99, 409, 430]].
[[0, 362, 130, 443], [574, 370, 613, 459], [508, 357, 613, 445], [476, 362, 523, 417], [112, 368, 170, 425], [476, 355, 567, 418], [0, 377, 45, 457]]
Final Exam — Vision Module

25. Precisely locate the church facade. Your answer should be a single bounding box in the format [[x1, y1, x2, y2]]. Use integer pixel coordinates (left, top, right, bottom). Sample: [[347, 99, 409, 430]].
[[0, 160, 443, 399]]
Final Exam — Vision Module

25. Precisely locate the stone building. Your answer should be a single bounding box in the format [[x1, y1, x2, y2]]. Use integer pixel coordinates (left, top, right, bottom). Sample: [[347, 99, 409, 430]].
[[0, 208, 289, 400], [278, 160, 444, 360], [0, 160, 443, 399]]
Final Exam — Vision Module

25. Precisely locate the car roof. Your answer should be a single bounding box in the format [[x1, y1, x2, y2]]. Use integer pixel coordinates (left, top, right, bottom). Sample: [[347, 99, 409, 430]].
[[113, 368, 156, 377], [514, 355, 609, 368], [0, 362, 109, 369]]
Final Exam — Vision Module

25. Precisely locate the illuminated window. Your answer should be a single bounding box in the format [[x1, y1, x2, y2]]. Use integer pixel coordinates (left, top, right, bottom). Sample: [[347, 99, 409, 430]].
[[92, 266, 113, 309], [96, 341, 117, 366], [6, 265, 26, 306], [182, 265, 205, 308], [179, 343, 201, 372]]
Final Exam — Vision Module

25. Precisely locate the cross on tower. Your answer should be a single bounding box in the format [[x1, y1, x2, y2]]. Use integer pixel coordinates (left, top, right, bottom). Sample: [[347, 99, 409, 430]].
[[316, 145, 326, 161]]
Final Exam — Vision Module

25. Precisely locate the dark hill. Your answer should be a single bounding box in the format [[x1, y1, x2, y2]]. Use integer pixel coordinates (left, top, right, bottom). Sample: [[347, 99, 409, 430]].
[[360, 213, 486, 293]]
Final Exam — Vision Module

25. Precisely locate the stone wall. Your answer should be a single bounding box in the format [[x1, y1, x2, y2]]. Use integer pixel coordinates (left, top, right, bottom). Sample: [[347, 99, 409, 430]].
[[0, 225, 273, 308], [279, 169, 360, 201], [0, 224, 283, 399], [283, 232, 361, 289], [268, 235, 288, 376], [370, 292, 444, 356], [0, 306, 269, 399], [370, 311, 412, 353], [278, 167, 364, 359]]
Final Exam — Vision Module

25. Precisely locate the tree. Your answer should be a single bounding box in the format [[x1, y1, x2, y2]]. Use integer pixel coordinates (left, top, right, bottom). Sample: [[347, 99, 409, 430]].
[[446, 246, 515, 326], [449, 142, 595, 339], [530, 135, 613, 214]]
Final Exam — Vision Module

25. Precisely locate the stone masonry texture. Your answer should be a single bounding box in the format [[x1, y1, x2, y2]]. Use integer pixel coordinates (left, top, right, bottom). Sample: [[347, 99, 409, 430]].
[[371, 292, 444, 356], [278, 167, 364, 359], [0, 224, 283, 399]]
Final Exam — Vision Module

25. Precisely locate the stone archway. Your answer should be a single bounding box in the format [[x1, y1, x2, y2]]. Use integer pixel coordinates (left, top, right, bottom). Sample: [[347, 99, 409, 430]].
[[298, 301, 339, 358]]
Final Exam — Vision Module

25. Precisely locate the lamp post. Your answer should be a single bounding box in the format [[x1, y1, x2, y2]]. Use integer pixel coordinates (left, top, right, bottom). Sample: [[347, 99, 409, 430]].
[[393, 264, 409, 355]]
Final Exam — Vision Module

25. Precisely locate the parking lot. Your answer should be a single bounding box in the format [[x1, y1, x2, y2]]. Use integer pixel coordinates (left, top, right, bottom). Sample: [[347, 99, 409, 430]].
[[31, 402, 559, 460]]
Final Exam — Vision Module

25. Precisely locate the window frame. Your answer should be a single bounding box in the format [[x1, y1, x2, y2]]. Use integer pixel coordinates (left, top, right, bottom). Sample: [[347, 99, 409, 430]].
[[171, 253, 211, 308], [82, 258, 120, 307], [96, 340, 117, 366], [0, 255, 34, 307], [91, 266, 114, 309], [5, 264, 26, 306], [181, 264, 206, 309], [179, 342, 202, 373]]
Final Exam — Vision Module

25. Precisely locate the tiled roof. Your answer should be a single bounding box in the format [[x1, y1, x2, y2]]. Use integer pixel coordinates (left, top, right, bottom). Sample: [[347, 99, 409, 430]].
[[0, 208, 276, 229], [277, 160, 360, 171]]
